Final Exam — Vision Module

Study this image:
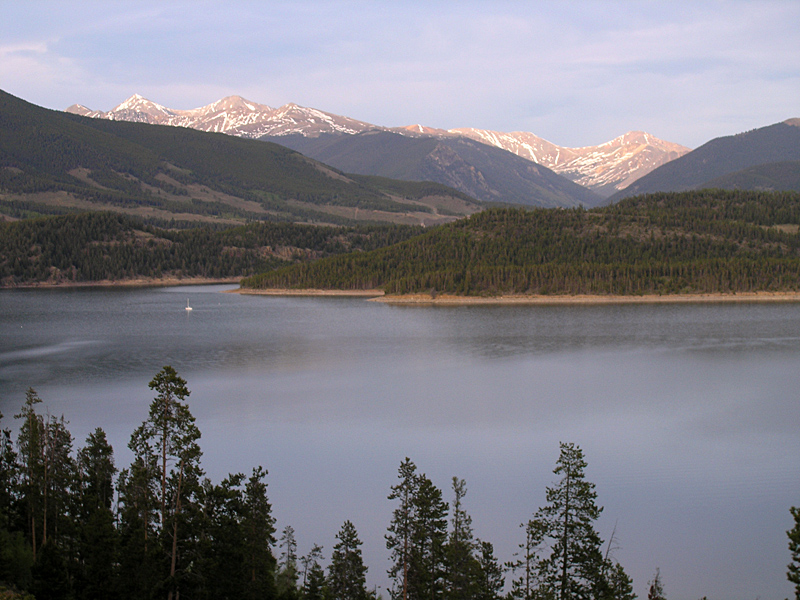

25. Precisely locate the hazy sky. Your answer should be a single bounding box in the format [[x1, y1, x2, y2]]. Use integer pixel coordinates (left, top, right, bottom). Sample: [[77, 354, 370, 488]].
[[2, 1, 798, 148]]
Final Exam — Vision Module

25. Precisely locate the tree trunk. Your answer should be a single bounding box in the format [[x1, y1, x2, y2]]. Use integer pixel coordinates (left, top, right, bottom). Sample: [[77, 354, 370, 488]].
[[168, 458, 184, 600]]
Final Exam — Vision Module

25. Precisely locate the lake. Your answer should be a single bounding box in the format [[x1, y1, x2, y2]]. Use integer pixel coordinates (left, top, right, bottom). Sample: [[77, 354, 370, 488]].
[[1, 284, 798, 599]]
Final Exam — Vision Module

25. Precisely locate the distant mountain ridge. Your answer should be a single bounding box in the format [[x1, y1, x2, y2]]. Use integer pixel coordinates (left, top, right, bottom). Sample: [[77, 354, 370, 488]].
[[610, 119, 800, 200], [67, 94, 375, 138], [67, 94, 689, 196], [452, 128, 689, 196]]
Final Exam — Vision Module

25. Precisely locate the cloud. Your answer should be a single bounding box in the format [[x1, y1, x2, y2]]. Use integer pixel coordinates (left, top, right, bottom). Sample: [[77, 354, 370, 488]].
[[2, 0, 798, 148]]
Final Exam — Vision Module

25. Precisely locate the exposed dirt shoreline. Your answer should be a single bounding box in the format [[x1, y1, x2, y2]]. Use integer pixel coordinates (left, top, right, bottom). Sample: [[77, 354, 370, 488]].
[[233, 288, 385, 297], [232, 288, 800, 304], [373, 291, 800, 304], [2, 277, 240, 289], [8, 281, 800, 305]]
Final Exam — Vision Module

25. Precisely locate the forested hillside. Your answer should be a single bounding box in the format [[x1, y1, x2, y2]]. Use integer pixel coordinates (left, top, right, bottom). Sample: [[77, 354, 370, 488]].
[[0, 212, 422, 286], [0, 89, 481, 226], [242, 190, 800, 296]]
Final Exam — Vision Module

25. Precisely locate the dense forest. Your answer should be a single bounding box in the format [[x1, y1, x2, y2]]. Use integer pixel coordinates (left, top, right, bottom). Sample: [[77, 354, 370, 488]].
[[4, 190, 800, 296], [0, 213, 422, 286], [1, 368, 799, 600], [242, 190, 800, 296]]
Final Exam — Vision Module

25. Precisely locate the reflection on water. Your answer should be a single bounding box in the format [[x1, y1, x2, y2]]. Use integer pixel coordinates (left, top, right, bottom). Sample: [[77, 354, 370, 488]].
[[1, 286, 799, 600]]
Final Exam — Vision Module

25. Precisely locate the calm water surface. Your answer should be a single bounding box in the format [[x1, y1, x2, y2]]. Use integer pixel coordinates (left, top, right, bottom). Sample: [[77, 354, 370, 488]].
[[1, 285, 798, 599]]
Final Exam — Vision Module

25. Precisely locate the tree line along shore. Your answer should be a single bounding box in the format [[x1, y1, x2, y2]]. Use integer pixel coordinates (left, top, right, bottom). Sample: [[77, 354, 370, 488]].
[[4, 189, 800, 298]]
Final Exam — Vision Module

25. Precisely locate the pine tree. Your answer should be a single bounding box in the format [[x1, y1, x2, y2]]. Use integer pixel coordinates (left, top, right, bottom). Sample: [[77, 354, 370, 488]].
[[127, 366, 203, 600], [277, 524, 300, 600], [75, 428, 117, 600], [789, 506, 800, 600], [301, 544, 325, 600], [605, 562, 636, 600], [646, 569, 665, 600], [408, 474, 448, 600], [387, 458, 418, 600], [474, 541, 504, 600], [328, 520, 368, 600], [508, 519, 548, 600], [15, 388, 45, 561], [445, 477, 479, 600], [242, 466, 278, 600], [531, 442, 607, 600]]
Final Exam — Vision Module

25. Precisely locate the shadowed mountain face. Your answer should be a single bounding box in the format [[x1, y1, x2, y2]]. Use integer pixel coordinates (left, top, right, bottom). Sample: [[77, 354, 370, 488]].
[[2, 89, 482, 226], [67, 94, 688, 199], [264, 131, 604, 208], [610, 119, 800, 201]]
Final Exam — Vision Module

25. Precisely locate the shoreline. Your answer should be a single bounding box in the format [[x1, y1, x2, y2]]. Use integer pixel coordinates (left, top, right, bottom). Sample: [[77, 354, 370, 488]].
[[371, 291, 800, 305], [233, 288, 385, 297], [2, 277, 240, 289], [6, 280, 800, 305]]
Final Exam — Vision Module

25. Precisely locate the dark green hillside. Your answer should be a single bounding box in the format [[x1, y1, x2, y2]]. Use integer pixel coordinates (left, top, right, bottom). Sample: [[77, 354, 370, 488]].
[[612, 119, 800, 200], [0, 90, 480, 225], [0, 212, 422, 286], [265, 130, 603, 208], [242, 190, 800, 296], [699, 161, 800, 192]]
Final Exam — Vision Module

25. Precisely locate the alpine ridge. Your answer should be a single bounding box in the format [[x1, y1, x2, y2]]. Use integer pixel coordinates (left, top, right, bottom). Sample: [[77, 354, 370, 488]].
[[66, 95, 689, 196]]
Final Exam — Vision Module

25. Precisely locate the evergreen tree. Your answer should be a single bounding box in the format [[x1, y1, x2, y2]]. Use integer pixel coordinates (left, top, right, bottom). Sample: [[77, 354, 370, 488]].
[[408, 474, 448, 600], [604, 562, 636, 600], [127, 366, 203, 600], [31, 540, 71, 600], [646, 569, 665, 600], [241, 466, 278, 600], [116, 454, 159, 599], [508, 519, 548, 600], [531, 442, 607, 600], [789, 506, 800, 600], [445, 477, 479, 600], [328, 520, 368, 600], [0, 410, 32, 591], [387, 458, 418, 600], [0, 410, 19, 531], [277, 524, 300, 600], [300, 543, 325, 600], [474, 541, 504, 600], [15, 389, 45, 561], [75, 428, 117, 600]]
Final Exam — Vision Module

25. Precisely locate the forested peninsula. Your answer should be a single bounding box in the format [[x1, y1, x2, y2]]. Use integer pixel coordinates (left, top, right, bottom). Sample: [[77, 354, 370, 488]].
[[4, 190, 800, 298], [0, 213, 421, 287], [241, 190, 800, 297]]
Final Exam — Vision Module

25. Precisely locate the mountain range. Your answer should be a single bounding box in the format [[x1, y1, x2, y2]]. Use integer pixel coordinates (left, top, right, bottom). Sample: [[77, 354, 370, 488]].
[[1, 89, 482, 226], [67, 94, 690, 198]]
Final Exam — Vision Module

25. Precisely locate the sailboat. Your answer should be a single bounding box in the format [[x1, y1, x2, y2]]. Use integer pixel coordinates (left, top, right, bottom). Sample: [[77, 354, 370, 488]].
[[185, 299, 193, 311]]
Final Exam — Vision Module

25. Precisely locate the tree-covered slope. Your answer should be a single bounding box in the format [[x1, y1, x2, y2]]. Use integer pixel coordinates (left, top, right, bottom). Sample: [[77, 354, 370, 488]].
[[242, 190, 800, 296], [698, 161, 800, 192], [0, 89, 481, 225], [0, 212, 422, 286]]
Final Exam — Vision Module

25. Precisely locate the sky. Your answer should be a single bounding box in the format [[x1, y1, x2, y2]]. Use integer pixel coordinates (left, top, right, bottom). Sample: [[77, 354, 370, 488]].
[[1, 1, 798, 149]]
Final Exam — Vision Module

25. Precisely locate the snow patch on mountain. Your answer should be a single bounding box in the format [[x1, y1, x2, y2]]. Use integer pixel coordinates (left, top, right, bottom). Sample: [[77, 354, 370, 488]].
[[66, 94, 689, 193]]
